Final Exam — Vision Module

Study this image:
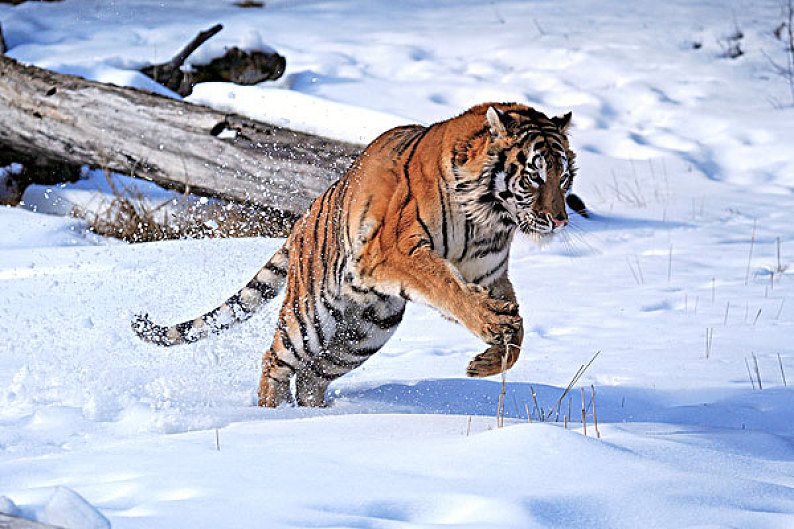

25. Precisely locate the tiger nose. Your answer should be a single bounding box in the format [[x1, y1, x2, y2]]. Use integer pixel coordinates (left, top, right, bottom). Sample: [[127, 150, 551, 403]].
[[551, 213, 568, 228]]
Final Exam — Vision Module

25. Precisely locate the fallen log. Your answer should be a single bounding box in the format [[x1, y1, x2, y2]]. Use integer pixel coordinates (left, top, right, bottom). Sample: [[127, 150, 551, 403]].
[[0, 55, 361, 218]]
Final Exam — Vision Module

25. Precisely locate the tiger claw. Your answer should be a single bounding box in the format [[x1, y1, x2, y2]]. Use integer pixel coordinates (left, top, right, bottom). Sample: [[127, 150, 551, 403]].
[[465, 343, 520, 378]]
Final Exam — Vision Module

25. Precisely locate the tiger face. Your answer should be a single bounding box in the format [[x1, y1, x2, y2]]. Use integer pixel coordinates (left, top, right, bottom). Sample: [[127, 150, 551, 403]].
[[485, 106, 576, 238]]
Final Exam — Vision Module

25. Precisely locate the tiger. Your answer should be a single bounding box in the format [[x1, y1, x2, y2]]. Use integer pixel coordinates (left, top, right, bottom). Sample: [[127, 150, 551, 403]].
[[132, 102, 578, 407]]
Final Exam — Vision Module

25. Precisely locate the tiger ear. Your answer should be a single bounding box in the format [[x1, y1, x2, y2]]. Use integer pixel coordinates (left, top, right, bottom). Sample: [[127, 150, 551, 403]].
[[552, 111, 573, 133], [486, 106, 508, 139]]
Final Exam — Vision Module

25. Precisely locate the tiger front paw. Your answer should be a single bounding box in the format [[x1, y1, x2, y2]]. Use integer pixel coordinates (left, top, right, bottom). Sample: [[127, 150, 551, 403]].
[[465, 284, 522, 345], [466, 342, 521, 378]]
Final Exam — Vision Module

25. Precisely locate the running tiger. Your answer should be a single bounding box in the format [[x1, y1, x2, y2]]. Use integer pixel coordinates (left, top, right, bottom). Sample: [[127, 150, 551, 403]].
[[133, 103, 581, 407]]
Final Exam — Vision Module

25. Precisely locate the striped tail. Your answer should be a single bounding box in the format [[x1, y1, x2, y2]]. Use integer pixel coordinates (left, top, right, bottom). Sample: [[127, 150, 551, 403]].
[[132, 244, 289, 346]]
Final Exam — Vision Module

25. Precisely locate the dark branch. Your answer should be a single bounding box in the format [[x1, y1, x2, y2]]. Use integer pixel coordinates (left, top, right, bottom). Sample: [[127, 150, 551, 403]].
[[168, 23, 223, 71], [0, 22, 7, 55]]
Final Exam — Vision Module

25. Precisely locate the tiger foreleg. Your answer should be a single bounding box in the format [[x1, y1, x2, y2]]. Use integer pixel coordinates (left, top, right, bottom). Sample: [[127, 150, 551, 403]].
[[466, 273, 524, 377], [363, 245, 522, 348]]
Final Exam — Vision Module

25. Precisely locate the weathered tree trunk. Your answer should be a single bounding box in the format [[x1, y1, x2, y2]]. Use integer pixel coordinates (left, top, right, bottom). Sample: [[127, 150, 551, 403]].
[[0, 55, 362, 217]]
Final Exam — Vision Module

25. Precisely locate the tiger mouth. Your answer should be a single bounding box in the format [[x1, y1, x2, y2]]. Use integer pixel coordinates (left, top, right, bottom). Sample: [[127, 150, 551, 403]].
[[517, 215, 555, 236]]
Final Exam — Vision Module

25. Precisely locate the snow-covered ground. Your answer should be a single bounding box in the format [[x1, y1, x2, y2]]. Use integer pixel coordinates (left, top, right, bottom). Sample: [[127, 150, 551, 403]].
[[2, 1, 794, 527]]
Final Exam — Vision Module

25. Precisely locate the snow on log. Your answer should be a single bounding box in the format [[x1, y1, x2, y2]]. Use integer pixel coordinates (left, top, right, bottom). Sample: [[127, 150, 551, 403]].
[[0, 55, 361, 217]]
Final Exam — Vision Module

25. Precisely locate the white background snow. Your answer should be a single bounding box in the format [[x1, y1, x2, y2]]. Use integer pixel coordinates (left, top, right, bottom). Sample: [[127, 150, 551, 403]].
[[2, 1, 794, 527]]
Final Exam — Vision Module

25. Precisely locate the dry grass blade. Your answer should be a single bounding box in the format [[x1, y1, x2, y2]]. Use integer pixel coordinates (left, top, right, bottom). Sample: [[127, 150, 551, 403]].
[[668, 245, 672, 283], [745, 357, 757, 390], [779, 353, 787, 387], [530, 386, 541, 422], [752, 353, 763, 390], [626, 256, 640, 285], [745, 219, 756, 285], [591, 384, 601, 439], [705, 328, 713, 359], [496, 348, 509, 428], [544, 351, 601, 421]]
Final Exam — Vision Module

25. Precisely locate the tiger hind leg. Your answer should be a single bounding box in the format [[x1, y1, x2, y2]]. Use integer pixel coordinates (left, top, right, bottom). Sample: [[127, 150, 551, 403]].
[[295, 365, 332, 407], [257, 348, 293, 407], [257, 353, 338, 407]]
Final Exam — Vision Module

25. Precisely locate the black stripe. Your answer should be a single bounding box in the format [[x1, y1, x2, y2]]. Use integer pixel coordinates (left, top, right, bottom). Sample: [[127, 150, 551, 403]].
[[349, 284, 390, 302], [307, 200, 326, 347], [265, 262, 288, 277], [415, 205, 434, 250], [292, 296, 315, 356], [357, 197, 373, 229], [471, 247, 505, 259], [472, 253, 510, 284], [322, 354, 366, 369], [320, 293, 344, 321], [250, 281, 277, 299], [399, 126, 432, 213], [361, 306, 405, 329], [174, 321, 196, 342], [316, 189, 337, 345], [394, 127, 425, 156], [307, 360, 339, 381], [437, 180, 448, 258], [408, 240, 427, 256], [348, 346, 382, 358], [275, 356, 297, 374], [450, 144, 460, 174], [291, 232, 315, 355], [459, 218, 472, 260], [277, 323, 303, 362]]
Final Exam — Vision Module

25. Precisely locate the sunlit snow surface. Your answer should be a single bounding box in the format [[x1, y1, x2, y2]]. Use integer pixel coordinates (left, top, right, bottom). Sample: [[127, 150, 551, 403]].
[[1, 0, 794, 527]]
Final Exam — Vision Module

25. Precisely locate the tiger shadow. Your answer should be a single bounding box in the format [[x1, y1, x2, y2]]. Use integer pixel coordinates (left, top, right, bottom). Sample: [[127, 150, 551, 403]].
[[329, 378, 660, 423], [330, 378, 794, 451]]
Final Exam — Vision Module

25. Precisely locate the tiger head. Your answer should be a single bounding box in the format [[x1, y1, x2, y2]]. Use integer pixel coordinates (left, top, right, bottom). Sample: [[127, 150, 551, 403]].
[[454, 104, 576, 239]]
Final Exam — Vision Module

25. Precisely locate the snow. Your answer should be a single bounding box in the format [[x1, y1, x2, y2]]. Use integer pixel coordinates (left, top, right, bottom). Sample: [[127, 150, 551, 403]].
[[0, 495, 19, 517], [20, 168, 182, 219], [1, 0, 794, 527], [44, 487, 111, 529], [188, 84, 414, 144]]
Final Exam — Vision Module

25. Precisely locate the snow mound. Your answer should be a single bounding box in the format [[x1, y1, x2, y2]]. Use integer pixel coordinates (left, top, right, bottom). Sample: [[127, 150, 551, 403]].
[[44, 487, 110, 529], [188, 83, 415, 145], [0, 496, 19, 517]]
